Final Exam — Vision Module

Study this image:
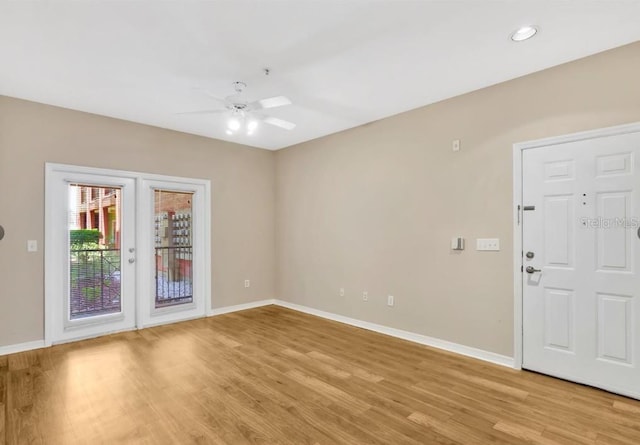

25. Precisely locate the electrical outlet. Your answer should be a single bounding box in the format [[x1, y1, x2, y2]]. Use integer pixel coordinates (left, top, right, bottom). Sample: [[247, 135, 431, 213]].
[[244, 279, 250, 288], [387, 295, 394, 306], [339, 288, 345, 297], [363, 291, 368, 301]]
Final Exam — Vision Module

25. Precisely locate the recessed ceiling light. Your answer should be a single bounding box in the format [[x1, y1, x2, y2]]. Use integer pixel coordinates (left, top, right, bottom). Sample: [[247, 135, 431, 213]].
[[511, 25, 538, 42]]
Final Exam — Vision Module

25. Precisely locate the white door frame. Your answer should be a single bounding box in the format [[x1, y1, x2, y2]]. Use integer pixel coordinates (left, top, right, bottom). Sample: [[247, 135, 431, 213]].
[[512, 122, 640, 370], [45, 163, 212, 346]]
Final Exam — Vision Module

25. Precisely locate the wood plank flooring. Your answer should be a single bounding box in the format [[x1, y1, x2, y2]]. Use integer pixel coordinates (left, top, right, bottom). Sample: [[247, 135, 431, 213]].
[[1, 305, 640, 444]]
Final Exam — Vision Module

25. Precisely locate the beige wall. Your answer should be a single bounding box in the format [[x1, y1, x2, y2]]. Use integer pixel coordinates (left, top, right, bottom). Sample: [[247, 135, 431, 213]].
[[0, 97, 276, 347], [3, 42, 640, 356], [275, 41, 640, 357]]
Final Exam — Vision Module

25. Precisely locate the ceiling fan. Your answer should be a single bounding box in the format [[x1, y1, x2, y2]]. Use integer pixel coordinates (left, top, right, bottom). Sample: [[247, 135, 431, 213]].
[[180, 81, 296, 136]]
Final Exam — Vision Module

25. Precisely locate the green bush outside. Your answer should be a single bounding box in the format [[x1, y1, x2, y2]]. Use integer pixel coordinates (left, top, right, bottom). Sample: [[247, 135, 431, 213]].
[[70, 229, 102, 250]]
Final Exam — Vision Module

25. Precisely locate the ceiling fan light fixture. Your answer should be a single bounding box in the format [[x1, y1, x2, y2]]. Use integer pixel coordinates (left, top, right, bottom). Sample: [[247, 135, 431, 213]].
[[227, 117, 241, 131], [246, 119, 259, 136], [511, 25, 538, 42], [184, 80, 295, 137]]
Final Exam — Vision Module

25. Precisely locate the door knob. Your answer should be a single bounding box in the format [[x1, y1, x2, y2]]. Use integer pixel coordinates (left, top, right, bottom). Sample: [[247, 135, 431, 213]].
[[128, 258, 135, 264], [525, 266, 541, 274]]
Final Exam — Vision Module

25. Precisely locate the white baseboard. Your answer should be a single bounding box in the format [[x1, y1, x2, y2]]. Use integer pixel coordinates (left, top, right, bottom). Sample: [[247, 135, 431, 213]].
[[208, 299, 276, 316], [273, 300, 515, 368], [0, 339, 46, 357], [1, 299, 514, 369]]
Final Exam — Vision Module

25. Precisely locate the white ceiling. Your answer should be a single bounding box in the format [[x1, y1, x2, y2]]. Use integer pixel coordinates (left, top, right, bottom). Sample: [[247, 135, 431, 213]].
[[1, 1, 639, 150]]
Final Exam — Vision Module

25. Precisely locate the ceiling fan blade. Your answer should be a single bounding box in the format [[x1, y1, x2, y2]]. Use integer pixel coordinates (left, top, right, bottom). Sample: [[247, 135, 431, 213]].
[[191, 87, 230, 106], [262, 116, 296, 130], [251, 96, 292, 110], [176, 109, 226, 116]]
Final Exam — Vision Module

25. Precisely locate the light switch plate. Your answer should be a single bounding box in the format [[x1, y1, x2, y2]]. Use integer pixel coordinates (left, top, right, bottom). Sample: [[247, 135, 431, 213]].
[[451, 236, 465, 250], [476, 238, 500, 251], [27, 239, 38, 252]]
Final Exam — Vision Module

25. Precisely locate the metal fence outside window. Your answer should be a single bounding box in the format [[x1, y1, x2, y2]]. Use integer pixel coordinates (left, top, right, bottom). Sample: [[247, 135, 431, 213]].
[[155, 246, 193, 308], [69, 248, 121, 318]]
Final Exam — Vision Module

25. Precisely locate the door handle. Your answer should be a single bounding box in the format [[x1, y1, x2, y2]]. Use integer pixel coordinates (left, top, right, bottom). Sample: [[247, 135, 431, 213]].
[[128, 258, 135, 264], [525, 266, 541, 274]]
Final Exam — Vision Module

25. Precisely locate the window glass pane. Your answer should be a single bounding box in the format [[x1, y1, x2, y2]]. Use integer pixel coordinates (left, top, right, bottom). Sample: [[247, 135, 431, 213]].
[[154, 190, 194, 308], [68, 184, 122, 319]]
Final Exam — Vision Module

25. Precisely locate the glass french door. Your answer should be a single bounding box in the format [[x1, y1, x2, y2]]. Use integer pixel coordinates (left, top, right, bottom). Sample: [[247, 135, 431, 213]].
[[46, 171, 136, 344], [138, 179, 208, 327], [46, 164, 210, 345]]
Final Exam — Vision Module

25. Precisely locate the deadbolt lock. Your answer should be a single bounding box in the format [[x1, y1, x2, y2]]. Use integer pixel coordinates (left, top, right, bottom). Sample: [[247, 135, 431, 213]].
[[525, 251, 535, 259]]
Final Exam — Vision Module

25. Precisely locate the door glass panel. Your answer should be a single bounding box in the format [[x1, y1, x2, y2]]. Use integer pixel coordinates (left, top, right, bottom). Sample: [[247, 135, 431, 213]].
[[68, 184, 122, 319], [154, 190, 194, 308]]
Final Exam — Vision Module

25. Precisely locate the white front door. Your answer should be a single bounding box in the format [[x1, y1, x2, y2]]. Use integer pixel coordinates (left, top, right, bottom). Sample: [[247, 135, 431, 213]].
[[522, 130, 640, 398]]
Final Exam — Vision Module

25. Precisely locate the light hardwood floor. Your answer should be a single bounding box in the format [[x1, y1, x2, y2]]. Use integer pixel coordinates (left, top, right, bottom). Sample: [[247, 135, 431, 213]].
[[1, 305, 640, 444]]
